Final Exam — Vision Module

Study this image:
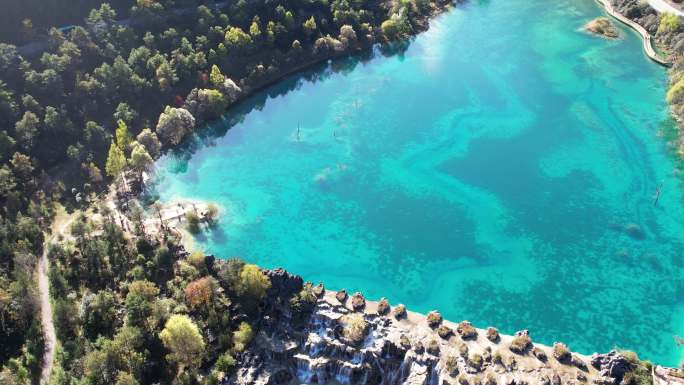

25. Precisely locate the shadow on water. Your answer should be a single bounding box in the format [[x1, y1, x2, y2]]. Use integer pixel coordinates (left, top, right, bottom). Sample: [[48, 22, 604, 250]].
[[165, 41, 413, 162], [191, 225, 228, 245]]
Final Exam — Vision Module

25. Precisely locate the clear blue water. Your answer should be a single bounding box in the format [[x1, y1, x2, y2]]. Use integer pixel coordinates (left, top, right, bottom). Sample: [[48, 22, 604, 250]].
[[151, 0, 684, 365]]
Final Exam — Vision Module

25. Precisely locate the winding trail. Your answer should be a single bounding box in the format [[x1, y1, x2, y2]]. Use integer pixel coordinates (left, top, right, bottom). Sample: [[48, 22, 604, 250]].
[[595, 0, 671, 66], [37, 245, 55, 385], [38, 211, 76, 385]]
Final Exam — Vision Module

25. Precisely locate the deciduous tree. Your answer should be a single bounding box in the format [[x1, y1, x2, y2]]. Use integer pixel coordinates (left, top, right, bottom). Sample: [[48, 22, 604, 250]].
[[159, 315, 205, 373]]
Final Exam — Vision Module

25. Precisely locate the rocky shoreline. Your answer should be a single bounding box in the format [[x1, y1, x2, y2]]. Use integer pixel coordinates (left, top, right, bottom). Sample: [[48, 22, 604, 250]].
[[225, 269, 680, 385]]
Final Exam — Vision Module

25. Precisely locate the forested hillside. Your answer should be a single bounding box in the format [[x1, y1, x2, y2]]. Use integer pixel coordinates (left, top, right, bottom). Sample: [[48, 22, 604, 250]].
[[0, 0, 134, 44], [0, 0, 449, 383]]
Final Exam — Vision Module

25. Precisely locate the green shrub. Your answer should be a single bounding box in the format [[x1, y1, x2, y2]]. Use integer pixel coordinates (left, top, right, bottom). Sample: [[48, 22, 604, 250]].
[[444, 355, 459, 376], [289, 282, 318, 319], [426, 311, 442, 328], [232, 322, 253, 353], [205, 204, 219, 225], [492, 350, 503, 364], [393, 304, 407, 319], [468, 353, 483, 371], [377, 297, 390, 315], [186, 212, 201, 233], [381, 13, 410, 40], [458, 343, 469, 357], [667, 77, 684, 104], [437, 324, 453, 339], [399, 334, 411, 350], [509, 333, 531, 354], [427, 339, 440, 355], [458, 374, 469, 385], [504, 355, 517, 370], [236, 264, 271, 312], [486, 327, 499, 342], [619, 351, 652, 385], [313, 283, 325, 298], [659, 13, 680, 34], [187, 251, 206, 271], [340, 313, 368, 344], [214, 353, 236, 375], [553, 342, 571, 363], [350, 292, 365, 311], [457, 321, 477, 340]]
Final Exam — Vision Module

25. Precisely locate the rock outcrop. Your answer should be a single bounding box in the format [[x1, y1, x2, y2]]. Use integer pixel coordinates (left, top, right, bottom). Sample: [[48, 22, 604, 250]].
[[265, 268, 304, 299], [227, 271, 617, 385], [591, 351, 631, 384], [585, 17, 619, 38]]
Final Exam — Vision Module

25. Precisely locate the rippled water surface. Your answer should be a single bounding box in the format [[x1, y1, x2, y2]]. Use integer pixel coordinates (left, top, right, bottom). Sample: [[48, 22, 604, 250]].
[[152, 0, 684, 365]]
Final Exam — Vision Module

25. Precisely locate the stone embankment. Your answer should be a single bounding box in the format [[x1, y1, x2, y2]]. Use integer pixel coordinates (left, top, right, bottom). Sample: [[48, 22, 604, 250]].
[[227, 270, 672, 385]]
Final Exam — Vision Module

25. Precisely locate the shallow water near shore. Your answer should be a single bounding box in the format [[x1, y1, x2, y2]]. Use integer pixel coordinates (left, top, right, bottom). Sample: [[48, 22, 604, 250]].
[[152, 0, 684, 365]]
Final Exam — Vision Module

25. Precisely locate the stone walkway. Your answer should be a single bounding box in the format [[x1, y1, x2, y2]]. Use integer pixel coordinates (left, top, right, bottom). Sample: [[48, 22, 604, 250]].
[[595, 0, 671, 66]]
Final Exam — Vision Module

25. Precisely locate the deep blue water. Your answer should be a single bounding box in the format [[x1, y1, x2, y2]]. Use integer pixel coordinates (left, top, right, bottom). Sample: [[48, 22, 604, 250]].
[[152, 0, 684, 365]]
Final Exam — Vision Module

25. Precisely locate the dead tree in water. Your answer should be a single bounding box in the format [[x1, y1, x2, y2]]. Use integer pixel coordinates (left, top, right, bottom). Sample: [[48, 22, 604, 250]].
[[654, 182, 663, 206]]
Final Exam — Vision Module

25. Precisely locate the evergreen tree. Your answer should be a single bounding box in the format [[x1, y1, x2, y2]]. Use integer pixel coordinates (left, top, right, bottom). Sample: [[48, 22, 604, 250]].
[[209, 64, 225, 89], [115, 119, 131, 151]]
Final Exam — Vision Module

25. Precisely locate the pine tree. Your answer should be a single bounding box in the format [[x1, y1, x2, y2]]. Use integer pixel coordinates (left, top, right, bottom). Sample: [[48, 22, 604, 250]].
[[105, 141, 127, 193], [209, 65, 225, 89], [115, 119, 131, 151], [129, 143, 153, 179]]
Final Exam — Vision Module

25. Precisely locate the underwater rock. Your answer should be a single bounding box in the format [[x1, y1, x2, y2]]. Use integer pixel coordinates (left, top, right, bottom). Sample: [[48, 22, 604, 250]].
[[624, 223, 645, 240]]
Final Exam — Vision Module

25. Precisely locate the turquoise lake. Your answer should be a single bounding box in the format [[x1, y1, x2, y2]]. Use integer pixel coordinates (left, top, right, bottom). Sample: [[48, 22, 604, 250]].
[[152, 0, 684, 365]]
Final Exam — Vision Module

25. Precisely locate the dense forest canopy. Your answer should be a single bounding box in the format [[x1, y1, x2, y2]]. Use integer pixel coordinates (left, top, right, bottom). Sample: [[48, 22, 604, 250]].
[[0, 0, 444, 383], [0, 0, 134, 44]]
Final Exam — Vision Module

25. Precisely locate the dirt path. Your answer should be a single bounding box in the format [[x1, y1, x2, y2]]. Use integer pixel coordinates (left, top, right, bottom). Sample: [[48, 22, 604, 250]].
[[38, 208, 76, 385], [37, 245, 55, 385]]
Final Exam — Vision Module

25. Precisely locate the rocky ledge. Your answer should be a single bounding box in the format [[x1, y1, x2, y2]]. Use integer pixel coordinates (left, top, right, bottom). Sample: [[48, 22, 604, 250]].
[[227, 270, 676, 385], [585, 17, 620, 38]]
